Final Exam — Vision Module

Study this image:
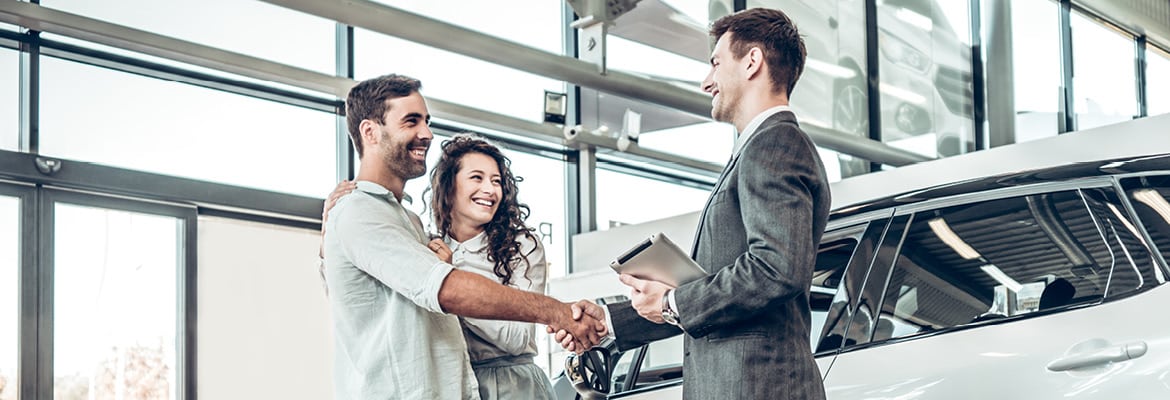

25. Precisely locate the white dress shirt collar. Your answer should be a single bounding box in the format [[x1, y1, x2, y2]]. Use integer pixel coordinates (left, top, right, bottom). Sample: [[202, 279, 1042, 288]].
[[355, 180, 412, 204], [733, 105, 793, 156]]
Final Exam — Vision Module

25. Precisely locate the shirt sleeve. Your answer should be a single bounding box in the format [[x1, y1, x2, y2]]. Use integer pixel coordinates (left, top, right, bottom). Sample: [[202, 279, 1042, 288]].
[[459, 236, 547, 355], [328, 195, 454, 314]]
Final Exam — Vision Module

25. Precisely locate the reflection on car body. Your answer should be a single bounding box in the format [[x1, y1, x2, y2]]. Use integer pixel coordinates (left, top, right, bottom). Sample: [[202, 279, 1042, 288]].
[[556, 145, 1170, 399]]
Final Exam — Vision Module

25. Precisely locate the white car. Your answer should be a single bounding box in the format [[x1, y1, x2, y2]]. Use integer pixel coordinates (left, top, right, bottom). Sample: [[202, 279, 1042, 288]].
[[556, 149, 1170, 399]]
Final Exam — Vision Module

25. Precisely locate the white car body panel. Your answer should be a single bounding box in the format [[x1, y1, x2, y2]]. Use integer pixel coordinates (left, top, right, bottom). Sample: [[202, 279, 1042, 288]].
[[822, 284, 1170, 399]]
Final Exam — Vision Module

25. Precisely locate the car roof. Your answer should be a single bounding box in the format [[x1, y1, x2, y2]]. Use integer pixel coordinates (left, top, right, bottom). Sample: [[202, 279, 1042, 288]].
[[827, 113, 1170, 219]]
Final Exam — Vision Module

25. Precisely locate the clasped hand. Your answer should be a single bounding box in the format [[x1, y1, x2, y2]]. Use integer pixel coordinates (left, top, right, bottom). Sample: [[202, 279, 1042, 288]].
[[548, 274, 674, 353], [546, 302, 608, 354]]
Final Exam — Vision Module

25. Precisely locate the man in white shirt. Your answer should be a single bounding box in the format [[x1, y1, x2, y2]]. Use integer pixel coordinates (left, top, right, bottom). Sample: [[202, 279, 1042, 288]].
[[323, 74, 606, 399]]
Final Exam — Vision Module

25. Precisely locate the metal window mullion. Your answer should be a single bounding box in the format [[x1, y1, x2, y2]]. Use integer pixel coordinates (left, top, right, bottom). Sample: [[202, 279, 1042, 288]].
[[864, 0, 883, 172], [35, 186, 53, 400], [1136, 35, 1148, 119], [1058, 0, 1076, 133], [10, 185, 37, 400], [17, 27, 39, 154], [335, 23, 354, 182], [969, 0, 987, 151], [180, 204, 198, 400]]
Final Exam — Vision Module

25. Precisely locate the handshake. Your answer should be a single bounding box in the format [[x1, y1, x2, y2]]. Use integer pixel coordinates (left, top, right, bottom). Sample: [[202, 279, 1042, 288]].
[[547, 274, 676, 354], [546, 300, 609, 354]]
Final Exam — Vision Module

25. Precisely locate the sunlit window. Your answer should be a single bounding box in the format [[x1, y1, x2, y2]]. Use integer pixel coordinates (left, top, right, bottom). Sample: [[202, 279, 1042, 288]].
[[53, 203, 181, 400], [596, 169, 709, 230], [0, 196, 16, 400], [1, 47, 16, 152], [355, 0, 564, 124], [1009, 0, 1060, 142], [38, 57, 337, 198], [1147, 46, 1170, 117], [41, 0, 335, 75], [753, 0, 871, 177], [1071, 11, 1136, 130], [878, 0, 975, 158]]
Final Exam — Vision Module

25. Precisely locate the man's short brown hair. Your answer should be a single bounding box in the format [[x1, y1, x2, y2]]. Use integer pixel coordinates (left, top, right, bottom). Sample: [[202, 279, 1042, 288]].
[[710, 8, 806, 97]]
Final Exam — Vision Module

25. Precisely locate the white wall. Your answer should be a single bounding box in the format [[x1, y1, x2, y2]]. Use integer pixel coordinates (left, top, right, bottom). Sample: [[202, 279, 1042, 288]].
[[197, 216, 332, 399]]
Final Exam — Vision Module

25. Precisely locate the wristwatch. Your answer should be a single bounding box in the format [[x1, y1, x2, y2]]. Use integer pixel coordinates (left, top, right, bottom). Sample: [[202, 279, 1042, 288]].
[[661, 290, 680, 326]]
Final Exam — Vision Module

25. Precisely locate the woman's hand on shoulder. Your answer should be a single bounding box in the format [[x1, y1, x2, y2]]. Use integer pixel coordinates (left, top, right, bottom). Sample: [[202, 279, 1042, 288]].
[[427, 238, 453, 264]]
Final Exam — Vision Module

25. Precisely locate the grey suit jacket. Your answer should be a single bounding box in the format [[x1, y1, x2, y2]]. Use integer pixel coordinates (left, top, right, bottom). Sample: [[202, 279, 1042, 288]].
[[607, 111, 830, 400]]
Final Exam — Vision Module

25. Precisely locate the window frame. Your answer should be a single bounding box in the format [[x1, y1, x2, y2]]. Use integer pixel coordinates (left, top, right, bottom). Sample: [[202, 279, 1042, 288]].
[[38, 187, 198, 400]]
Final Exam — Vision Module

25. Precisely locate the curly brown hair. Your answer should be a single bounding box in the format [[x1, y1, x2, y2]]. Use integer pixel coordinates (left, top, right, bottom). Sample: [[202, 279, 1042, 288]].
[[428, 134, 537, 286]]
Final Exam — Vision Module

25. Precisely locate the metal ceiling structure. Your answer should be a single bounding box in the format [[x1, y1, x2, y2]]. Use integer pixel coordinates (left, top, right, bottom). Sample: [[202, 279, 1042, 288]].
[[0, 0, 932, 172]]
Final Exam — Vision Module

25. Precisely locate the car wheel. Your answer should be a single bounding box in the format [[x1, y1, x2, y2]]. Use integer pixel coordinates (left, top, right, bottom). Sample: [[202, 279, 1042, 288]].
[[833, 75, 868, 136]]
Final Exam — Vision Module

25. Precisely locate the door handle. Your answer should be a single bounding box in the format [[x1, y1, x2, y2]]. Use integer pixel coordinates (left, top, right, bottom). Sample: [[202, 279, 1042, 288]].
[[1046, 341, 1148, 372]]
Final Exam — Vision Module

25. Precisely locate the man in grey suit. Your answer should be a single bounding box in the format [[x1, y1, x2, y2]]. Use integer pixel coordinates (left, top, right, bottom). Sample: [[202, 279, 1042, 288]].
[[557, 8, 830, 400]]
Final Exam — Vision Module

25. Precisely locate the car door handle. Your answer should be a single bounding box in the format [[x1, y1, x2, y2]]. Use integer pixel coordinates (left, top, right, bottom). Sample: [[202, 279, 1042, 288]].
[[1046, 341, 1148, 372]]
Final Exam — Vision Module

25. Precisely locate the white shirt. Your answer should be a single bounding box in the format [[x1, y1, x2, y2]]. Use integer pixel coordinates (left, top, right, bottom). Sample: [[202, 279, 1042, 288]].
[[733, 104, 793, 156], [446, 231, 548, 363], [323, 181, 479, 400]]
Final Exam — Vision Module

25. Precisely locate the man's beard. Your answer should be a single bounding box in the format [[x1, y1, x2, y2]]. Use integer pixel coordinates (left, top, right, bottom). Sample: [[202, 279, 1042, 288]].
[[385, 139, 427, 179]]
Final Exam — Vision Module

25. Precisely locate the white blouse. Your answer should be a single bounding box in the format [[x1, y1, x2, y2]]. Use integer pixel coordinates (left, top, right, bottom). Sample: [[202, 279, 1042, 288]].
[[446, 231, 548, 362]]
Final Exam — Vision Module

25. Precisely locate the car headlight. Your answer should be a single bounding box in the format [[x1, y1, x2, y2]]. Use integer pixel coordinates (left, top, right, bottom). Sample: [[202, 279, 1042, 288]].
[[879, 30, 931, 74]]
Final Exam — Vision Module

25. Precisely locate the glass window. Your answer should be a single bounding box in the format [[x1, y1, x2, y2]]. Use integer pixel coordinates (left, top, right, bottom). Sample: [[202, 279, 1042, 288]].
[[0, 196, 16, 400], [53, 203, 181, 399], [373, 0, 562, 54], [809, 229, 863, 348], [871, 189, 1152, 344], [1121, 175, 1170, 280], [595, 169, 709, 230], [38, 56, 337, 198], [878, 0, 975, 158], [752, 0, 870, 178], [1071, 12, 1137, 130], [354, 0, 563, 124], [354, 32, 564, 124], [1147, 46, 1170, 116], [1, 47, 16, 152], [1010, 0, 1060, 142], [42, 0, 335, 74], [817, 217, 896, 353]]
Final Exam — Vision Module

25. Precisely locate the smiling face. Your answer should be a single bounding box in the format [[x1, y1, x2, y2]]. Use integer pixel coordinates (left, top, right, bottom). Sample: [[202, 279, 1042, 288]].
[[450, 152, 502, 231], [375, 92, 433, 180], [702, 32, 746, 124]]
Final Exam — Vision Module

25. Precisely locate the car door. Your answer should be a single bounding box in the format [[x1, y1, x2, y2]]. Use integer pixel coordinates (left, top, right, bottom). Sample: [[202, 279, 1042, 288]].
[[608, 215, 889, 400], [821, 182, 1170, 398]]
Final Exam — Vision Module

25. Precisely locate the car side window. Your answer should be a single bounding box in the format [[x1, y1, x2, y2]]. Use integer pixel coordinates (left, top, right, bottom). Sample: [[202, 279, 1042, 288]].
[[808, 227, 865, 350], [865, 188, 1149, 345], [816, 216, 903, 353], [1078, 187, 1161, 298], [1120, 175, 1170, 280]]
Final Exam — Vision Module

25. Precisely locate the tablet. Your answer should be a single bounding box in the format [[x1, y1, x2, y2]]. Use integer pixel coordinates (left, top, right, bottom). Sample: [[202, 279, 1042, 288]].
[[609, 233, 708, 287]]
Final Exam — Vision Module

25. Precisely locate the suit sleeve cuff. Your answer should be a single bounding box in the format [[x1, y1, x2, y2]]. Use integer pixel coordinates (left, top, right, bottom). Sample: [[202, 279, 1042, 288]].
[[668, 289, 680, 320]]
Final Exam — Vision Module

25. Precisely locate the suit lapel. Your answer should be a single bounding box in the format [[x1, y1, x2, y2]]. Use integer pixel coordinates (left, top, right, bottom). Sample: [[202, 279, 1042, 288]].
[[689, 112, 798, 257]]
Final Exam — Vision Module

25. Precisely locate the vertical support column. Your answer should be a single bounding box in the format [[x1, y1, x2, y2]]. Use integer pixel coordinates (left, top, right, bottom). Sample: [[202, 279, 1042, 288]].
[[335, 23, 355, 182], [1136, 36, 1148, 119], [968, 0, 987, 151], [1057, 0, 1076, 133], [863, 0, 883, 172], [18, 27, 39, 154], [985, 0, 1016, 148], [18, 189, 37, 400]]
